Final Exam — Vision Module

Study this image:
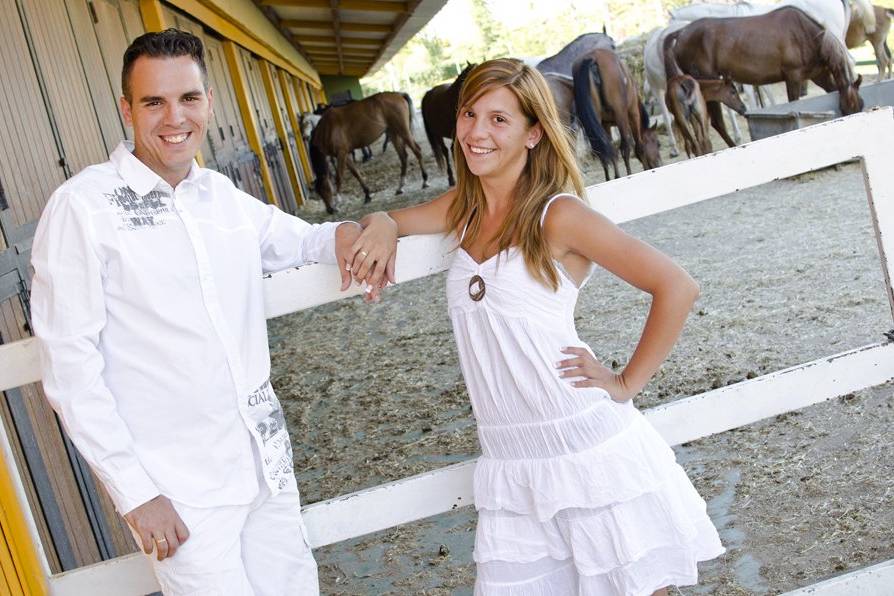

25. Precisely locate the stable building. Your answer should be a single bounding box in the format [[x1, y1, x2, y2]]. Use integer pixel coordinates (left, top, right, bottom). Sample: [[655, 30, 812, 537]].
[[0, 1, 444, 593]]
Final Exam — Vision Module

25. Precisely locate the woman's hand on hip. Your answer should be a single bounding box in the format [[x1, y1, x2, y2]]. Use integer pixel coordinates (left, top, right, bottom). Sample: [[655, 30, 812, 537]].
[[556, 346, 635, 402]]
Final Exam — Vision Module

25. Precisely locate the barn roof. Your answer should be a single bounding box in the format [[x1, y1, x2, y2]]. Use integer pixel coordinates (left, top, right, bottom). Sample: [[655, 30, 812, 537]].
[[256, 0, 448, 77]]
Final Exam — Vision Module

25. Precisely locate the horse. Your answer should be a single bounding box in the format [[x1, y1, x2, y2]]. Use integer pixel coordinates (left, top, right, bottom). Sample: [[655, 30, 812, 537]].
[[668, 0, 865, 43], [665, 7, 864, 148], [572, 49, 662, 181], [421, 63, 475, 187], [544, 72, 575, 133], [309, 92, 428, 214], [665, 74, 712, 157], [847, 3, 894, 79], [536, 31, 615, 77]]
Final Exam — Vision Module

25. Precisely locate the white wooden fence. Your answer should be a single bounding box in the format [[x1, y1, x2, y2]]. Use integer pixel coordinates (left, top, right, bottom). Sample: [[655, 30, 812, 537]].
[[2, 108, 894, 595]]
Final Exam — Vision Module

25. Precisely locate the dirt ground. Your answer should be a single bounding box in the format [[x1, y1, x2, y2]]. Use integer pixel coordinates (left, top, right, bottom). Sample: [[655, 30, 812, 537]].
[[268, 95, 894, 595]]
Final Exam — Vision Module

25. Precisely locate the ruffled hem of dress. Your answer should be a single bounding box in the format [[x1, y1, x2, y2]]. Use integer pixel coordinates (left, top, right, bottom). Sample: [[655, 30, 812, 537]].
[[474, 512, 724, 596], [473, 414, 682, 521], [474, 474, 724, 573], [474, 544, 720, 596]]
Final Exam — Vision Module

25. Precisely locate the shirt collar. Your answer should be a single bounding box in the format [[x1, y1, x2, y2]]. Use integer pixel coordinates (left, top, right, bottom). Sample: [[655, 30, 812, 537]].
[[110, 141, 207, 196]]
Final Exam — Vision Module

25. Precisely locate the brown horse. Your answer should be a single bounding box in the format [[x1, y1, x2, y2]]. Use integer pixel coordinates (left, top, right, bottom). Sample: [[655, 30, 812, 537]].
[[310, 92, 428, 213], [421, 64, 475, 187], [664, 43, 746, 157], [666, 7, 863, 147], [665, 75, 712, 157], [572, 49, 661, 181]]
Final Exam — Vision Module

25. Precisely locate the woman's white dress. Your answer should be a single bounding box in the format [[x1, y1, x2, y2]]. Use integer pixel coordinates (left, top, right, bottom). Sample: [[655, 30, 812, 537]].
[[446, 195, 724, 595]]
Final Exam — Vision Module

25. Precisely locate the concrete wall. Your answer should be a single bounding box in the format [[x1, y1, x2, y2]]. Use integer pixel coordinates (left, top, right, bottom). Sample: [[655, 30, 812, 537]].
[[321, 75, 364, 104]]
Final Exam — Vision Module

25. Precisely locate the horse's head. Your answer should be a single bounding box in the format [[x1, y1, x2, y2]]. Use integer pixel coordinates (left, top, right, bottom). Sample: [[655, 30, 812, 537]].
[[716, 76, 747, 115], [839, 73, 864, 115], [637, 122, 662, 170]]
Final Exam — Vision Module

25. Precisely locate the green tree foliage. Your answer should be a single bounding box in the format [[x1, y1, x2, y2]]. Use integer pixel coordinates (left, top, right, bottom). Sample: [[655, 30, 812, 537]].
[[361, 0, 698, 101]]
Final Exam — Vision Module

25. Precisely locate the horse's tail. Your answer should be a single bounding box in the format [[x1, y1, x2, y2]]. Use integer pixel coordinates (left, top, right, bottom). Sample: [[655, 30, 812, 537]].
[[572, 56, 615, 163], [662, 32, 683, 79], [307, 127, 330, 196], [401, 92, 414, 128], [638, 98, 651, 129], [854, 0, 876, 34], [421, 92, 446, 172]]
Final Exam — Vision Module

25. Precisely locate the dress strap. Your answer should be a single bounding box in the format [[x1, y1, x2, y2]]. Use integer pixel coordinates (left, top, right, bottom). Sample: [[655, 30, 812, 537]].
[[459, 208, 476, 242], [539, 193, 581, 228]]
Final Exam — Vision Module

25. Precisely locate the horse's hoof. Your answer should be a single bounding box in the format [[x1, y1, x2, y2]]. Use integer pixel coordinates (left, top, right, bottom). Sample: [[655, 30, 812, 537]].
[[422, 182, 429, 189], [363, 195, 372, 204], [395, 189, 403, 196], [669, 149, 679, 158], [326, 206, 337, 214]]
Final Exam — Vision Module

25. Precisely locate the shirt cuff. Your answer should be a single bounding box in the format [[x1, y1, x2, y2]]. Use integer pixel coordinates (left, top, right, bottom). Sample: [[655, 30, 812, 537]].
[[313, 221, 346, 266], [104, 465, 161, 516]]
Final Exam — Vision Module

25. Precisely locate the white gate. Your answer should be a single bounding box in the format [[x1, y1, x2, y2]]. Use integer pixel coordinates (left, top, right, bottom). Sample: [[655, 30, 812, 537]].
[[2, 108, 893, 594]]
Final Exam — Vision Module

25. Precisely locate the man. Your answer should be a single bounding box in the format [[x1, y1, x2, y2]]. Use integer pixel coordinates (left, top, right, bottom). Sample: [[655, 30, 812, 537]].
[[29, 29, 392, 594]]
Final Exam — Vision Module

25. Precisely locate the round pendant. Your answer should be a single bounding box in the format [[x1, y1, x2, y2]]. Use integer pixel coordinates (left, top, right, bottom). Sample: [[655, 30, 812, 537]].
[[469, 275, 486, 301]]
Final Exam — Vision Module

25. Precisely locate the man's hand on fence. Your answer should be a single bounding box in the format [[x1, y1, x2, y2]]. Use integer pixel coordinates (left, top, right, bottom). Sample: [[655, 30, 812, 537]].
[[124, 495, 190, 561]]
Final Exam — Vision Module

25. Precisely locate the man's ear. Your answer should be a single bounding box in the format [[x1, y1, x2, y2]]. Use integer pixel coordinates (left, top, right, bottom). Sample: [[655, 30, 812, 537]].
[[120, 95, 133, 128]]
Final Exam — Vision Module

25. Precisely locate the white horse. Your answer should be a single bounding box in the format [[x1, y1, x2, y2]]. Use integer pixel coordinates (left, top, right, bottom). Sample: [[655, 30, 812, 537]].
[[645, 0, 870, 155]]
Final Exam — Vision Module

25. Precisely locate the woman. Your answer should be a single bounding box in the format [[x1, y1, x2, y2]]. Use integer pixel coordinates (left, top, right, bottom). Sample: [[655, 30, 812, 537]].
[[356, 59, 724, 595]]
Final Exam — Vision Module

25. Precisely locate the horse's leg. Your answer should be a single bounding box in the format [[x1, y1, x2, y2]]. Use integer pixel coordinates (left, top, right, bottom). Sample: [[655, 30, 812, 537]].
[[658, 88, 680, 158], [783, 78, 801, 102], [391, 136, 409, 195], [707, 101, 737, 148], [442, 139, 455, 187], [344, 157, 372, 203], [406, 137, 429, 189]]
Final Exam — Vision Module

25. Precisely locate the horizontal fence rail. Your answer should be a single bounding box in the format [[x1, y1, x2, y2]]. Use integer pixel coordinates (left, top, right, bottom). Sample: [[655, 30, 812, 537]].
[[1, 108, 893, 595]]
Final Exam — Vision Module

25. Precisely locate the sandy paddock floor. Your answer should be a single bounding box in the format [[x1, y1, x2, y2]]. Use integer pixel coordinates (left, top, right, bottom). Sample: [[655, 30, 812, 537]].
[[268, 105, 894, 594]]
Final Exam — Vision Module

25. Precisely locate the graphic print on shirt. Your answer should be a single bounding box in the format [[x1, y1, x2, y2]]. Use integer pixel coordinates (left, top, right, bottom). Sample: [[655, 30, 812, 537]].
[[246, 380, 295, 491], [105, 186, 170, 230]]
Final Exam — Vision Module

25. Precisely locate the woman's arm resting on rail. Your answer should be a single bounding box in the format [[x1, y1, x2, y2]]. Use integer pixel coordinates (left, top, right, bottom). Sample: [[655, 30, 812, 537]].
[[350, 188, 458, 289], [547, 197, 700, 402]]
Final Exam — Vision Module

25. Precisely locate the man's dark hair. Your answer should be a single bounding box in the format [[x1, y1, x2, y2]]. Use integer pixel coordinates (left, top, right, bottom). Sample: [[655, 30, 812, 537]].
[[122, 28, 208, 101]]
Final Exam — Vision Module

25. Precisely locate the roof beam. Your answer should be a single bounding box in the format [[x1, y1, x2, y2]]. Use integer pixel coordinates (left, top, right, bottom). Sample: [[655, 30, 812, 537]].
[[282, 20, 391, 34], [296, 36, 382, 47], [330, 0, 344, 74], [262, 0, 408, 10]]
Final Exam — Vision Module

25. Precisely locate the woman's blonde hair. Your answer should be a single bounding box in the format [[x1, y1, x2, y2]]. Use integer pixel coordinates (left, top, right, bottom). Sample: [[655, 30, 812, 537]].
[[448, 58, 585, 290]]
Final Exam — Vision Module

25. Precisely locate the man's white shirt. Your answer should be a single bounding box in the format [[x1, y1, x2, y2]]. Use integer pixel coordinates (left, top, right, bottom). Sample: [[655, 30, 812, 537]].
[[30, 141, 340, 514]]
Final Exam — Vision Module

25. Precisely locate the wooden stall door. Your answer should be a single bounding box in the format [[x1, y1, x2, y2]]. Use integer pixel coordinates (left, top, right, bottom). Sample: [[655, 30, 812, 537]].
[[1, 0, 139, 572], [240, 49, 297, 213]]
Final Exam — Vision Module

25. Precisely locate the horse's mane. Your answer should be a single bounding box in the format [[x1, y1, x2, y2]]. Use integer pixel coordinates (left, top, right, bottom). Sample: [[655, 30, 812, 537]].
[[818, 28, 855, 85]]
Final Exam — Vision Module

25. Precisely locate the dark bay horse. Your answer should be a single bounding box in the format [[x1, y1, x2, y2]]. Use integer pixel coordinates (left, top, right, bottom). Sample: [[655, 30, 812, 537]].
[[666, 7, 863, 146], [310, 92, 428, 214], [544, 73, 575, 133], [572, 49, 661, 180], [421, 63, 475, 187], [537, 31, 615, 77]]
